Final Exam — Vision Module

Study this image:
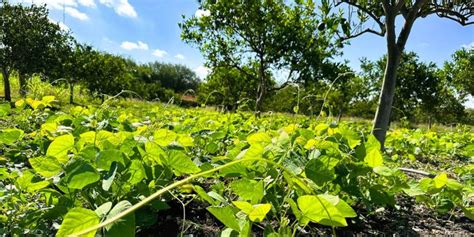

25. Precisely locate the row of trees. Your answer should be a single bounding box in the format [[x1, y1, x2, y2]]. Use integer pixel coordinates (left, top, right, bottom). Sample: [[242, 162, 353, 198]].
[[199, 48, 473, 125], [184, 0, 473, 146], [0, 2, 199, 104]]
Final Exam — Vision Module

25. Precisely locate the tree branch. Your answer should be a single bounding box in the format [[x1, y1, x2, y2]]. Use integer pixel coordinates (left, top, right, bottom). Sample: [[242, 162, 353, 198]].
[[336, 0, 385, 30], [340, 27, 385, 41], [420, 6, 474, 26], [395, 0, 405, 11], [396, 0, 430, 50]]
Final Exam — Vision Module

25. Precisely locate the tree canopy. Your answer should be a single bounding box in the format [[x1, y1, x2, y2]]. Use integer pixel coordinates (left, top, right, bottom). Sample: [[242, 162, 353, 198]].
[[0, 2, 69, 100], [180, 0, 343, 113]]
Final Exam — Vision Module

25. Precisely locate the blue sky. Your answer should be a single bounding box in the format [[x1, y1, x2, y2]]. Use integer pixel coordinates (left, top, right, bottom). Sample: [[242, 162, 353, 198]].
[[16, 0, 474, 74], [12, 0, 474, 105]]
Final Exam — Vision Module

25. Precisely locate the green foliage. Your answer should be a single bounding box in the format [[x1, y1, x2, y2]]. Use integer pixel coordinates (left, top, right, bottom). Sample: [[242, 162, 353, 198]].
[[0, 2, 70, 99], [56, 208, 100, 237], [181, 0, 342, 112], [441, 47, 474, 97], [0, 96, 472, 235], [359, 52, 468, 124]]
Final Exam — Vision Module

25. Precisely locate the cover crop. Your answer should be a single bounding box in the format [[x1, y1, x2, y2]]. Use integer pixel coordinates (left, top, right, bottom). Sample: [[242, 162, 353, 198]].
[[0, 96, 472, 236]]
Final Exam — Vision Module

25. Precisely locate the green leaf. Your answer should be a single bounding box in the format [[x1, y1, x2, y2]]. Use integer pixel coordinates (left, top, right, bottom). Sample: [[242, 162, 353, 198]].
[[95, 202, 113, 219], [462, 206, 474, 220], [207, 206, 240, 231], [105, 201, 135, 237], [0, 103, 10, 117], [96, 149, 125, 170], [373, 166, 395, 176], [102, 162, 118, 191], [29, 156, 62, 178], [144, 141, 165, 165], [162, 150, 200, 174], [364, 147, 383, 168], [64, 159, 100, 189], [297, 195, 347, 227], [233, 201, 254, 214], [194, 185, 219, 205], [339, 126, 360, 149], [433, 173, 448, 189], [16, 170, 49, 192], [41, 96, 56, 106], [403, 182, 426, 197], [57, 208, 100, 237], [230, 179, 264, 204], [242, 144, 264, 159], [127, 160, 146, 185], [248, 204, 272, 222], [318, 194, 357, 218], [305, 157, 336, 186], [445, 179, 463, 190], [0, 128, 24, 144], [247, 132, 271, 145], [177, 134, 194, 147], [46, 134, 75, 164], [153, 129, 177, 146]]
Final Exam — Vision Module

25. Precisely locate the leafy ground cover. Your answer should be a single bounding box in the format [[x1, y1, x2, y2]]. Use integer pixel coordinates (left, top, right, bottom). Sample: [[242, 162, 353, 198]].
[[0, 96, 472, 236]]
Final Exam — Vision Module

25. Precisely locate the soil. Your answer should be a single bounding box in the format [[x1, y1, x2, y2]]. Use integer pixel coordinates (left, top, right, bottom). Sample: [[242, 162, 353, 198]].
[[137, 195, 473, 236]]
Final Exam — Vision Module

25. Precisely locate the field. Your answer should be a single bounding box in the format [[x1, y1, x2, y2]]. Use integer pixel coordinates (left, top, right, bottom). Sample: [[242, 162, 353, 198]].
[[0, 96, 473, 236]]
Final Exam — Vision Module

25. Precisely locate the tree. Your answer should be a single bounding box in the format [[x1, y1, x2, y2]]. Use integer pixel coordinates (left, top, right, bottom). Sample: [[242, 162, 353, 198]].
[[45, 42, 96, 104], [360, 52, 467, 124], [181, 0, 341, 115], [199, 66, 259, 110], [335, 0, 474, 147], [0, 2, 68, 100], [441, 47, 474, 98], [146, 63, 200, 93]]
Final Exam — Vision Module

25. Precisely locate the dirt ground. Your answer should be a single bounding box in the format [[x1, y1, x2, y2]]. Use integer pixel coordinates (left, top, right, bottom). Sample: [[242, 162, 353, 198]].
[[138, 195, 473, 236]]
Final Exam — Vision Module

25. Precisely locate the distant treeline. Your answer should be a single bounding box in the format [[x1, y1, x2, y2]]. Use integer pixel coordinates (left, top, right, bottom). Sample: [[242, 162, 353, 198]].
[[0, 2, 199, 104]]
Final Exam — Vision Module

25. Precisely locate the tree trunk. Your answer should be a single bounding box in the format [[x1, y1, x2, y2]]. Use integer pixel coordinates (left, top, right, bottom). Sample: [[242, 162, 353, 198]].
[[372, 45, 401, 147], [18, 73, 27, 98], [372, 6, 401, 148], [69, 82, 74, 104], [2, 68, 11, 102]]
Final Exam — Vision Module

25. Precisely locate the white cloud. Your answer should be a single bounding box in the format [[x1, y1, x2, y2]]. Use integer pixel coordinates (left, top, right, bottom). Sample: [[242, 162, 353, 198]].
[[13, 0, 78, 9], [65, 7, 89, 21], [15, 0, 136, 18], [195, 9, 210, 18], [120, 41, 149, 50], [49, 18, 70, 31], [175, 54, 185, 60], [461, 41, 474, 49], [78, 0, 96, 7], [99, 0, 137, 18], [194, 66, 210, 79], [152, 49, 168, 58]]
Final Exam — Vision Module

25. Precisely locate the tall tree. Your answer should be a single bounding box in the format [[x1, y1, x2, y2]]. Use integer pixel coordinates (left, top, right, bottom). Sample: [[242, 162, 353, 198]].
[[181, 0, 342, 115], [441, 47, 474, 98], [360, 52, 467, 124], [335, 0, 473, 147], [0, 2, 67, 100]]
